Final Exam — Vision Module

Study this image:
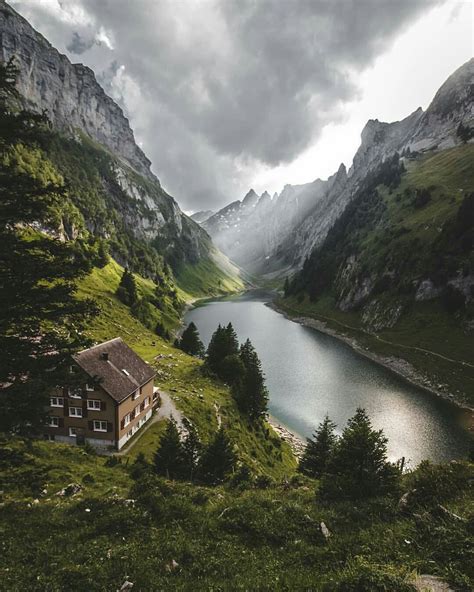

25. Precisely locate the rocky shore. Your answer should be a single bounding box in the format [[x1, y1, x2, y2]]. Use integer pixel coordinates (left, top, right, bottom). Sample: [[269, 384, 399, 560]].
[[268, 417, 306, 458]]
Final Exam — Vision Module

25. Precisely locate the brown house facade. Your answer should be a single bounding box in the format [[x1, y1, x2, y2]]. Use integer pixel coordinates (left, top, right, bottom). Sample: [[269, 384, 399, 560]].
[[44, 338, 156, 450]]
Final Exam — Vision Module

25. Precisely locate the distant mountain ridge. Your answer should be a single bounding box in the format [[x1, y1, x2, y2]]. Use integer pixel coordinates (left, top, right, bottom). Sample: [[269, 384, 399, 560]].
[[199, 58, 474, 278]]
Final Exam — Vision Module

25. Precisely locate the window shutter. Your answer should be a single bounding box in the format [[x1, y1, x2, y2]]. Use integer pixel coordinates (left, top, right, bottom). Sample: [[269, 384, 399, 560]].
[[82, 401, 88, 418], [120, 418, 125, 430], [88, 420, 93, 431], [101, 401, 106, 411], [107, 422, 113, 433], [59, 418, 64, 428], [140, 402, 145, 412]]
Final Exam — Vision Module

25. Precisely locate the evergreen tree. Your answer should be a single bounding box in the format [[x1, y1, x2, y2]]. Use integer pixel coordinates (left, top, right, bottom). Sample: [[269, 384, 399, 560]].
[[116, 268, 138, 306], [233, 339, 268, 421], [283, 276, 290, 296], [130, 451, 150, 480], [199, 427, 236, 485], [219, 353, 246, 386], [176, 322, 205, 357], [320, 408, 400, 500], [205, 322, 239, 377], [181, 417, 202, 481], [0, 60, 97, 433], [153, 419, 184, 479], [299, 415, 337, 478]]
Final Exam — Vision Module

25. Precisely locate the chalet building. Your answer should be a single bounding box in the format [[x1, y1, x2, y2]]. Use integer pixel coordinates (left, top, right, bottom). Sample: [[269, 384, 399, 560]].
[[44, 338, 157, 450]]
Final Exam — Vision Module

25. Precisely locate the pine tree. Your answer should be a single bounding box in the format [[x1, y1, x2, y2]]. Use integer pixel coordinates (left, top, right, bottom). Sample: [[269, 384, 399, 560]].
[[0, 60, 97, 433], [205, 322, 239, 377], [199, 427, 236, 485], [177, 322, 205, 357], [181, 417, 202, 481], [116, 268, 138, 306], [320, 408, 400, 500], [233, 339, 268, 421], [299, 415, 337, 478], [153, 419, 184, 479], [283, 276, 290, 296]]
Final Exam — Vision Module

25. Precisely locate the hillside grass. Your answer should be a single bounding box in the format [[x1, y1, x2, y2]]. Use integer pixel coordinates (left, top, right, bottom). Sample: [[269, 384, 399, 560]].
[[281, 145, 474, 406], [1, 436, 472, 591], [76, 260, 296, 479]]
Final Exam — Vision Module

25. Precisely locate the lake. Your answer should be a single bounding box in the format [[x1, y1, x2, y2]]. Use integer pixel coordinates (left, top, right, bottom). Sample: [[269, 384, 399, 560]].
[[185, 291, 471, 466]]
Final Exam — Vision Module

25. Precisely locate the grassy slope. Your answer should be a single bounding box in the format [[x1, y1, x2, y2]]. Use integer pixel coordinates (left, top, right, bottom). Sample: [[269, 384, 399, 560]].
[[281, 146, 474, 405], [77, 260, 296, 478], [1, 436, 472, 591]]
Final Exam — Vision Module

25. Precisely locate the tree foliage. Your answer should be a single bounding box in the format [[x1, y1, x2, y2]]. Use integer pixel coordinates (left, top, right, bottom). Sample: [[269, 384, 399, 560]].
[[176, 322, 204, 357], [153, 419, 184, 480], [298, 415, 337, 478], [319, 408, 400, 500], [233, 339, 268, 421], [116, 268, 138, 306], [199, 427, 236, 485], [0, 59, 97, 433]]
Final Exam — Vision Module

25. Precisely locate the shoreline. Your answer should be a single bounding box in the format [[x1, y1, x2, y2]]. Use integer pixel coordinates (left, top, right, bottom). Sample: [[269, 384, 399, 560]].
[[268, 300, 474, 415], [267, 415, 306, 458]]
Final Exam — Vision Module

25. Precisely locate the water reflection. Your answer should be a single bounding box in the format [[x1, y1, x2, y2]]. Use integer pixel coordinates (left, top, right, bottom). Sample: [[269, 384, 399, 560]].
[[185, 292, 471, 465]]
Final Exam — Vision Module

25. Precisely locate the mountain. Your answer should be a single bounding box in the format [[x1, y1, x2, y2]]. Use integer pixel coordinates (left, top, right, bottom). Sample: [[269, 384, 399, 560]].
[[0, 0, 242, 295], [190, 210, 214, 224], [200, 59, 474, 279]]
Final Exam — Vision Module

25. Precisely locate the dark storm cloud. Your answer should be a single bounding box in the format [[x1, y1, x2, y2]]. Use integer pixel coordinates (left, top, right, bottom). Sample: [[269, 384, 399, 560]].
[[66, 31, 94, 55], [11, 0, 442, 210]]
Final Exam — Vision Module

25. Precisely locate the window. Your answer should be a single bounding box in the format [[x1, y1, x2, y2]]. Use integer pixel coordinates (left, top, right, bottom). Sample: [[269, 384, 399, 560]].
[[48, 417, 59, 427], [68, 388, 82, 399], [69, 427, 77, 437], [69, 406, 83, 418], [124, 413, 131, 427], [132, 390, 139, 400], [50, 397, 64, 407], [87, 399, 101, 411], [93, 420, 107, 432], [86, 382, 95, 392], [143, 397, 150, 409], [134, 404, 140, 417], [127, 429, 133, 438]]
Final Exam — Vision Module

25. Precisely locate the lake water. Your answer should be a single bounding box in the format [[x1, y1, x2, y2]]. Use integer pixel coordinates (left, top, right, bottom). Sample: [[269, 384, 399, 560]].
[[185, 291, 471, 466]]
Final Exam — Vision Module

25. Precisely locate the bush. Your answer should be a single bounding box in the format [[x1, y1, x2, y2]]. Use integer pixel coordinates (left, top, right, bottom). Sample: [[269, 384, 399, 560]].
[[404, 460, 472, 509], [82, 473, 95, 484]]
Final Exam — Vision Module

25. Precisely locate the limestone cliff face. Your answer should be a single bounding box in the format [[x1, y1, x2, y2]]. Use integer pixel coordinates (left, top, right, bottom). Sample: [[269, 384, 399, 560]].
[[0, 1, 152, 180], [0, 1, 229, 278], [199, 59, 474, 278]]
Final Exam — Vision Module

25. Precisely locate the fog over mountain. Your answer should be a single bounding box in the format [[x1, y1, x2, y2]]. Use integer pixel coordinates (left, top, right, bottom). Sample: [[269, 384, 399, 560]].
[[8, 0, 454, 211]]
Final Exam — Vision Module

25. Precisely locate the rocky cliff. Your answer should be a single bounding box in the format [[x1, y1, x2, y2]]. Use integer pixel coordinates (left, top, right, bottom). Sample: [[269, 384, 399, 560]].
[[0, 1, 241, 292], [199, 59, 474, 279]]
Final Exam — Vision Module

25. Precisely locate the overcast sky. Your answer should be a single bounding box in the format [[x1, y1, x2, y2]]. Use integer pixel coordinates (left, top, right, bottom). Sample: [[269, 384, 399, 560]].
[[10, 0, 473, 213]]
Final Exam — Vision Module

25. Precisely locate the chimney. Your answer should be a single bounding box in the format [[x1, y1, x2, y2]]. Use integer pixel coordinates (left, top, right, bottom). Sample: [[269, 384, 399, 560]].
[[101, 352, 109, 361]]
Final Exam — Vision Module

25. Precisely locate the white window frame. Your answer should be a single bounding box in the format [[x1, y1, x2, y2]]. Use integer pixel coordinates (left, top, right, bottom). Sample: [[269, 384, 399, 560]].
[[87, 399, 101, 411], [143, 397, 150, 409], [48, 416, 59, 428], [134, 404, 140, 417], [127, 429, 133, 438], [69, 406, 83, 418], [85, 382, 95, 392], [50, 397, 64, 407], [132, 390, 139, 401], [124, 413, 131, 427], [93, 420, 107, 432], [69, 427, 77, 437]]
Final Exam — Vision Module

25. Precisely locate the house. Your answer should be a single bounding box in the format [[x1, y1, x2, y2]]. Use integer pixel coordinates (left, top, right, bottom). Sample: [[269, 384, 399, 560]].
[[44, 338, 156, 450]]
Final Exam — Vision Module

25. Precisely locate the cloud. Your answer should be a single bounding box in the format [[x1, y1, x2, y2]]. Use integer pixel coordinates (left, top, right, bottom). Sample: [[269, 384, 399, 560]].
[[10, 0, 442, 210]]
